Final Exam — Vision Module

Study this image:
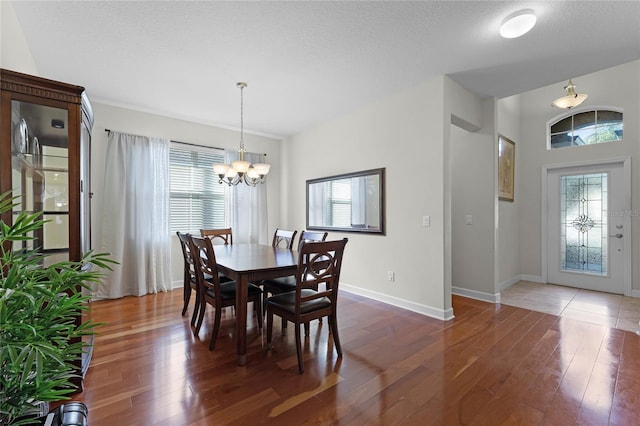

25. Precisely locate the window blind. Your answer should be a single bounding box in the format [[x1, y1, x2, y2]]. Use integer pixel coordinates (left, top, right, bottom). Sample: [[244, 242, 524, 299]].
[[169, 144, 226, 233]]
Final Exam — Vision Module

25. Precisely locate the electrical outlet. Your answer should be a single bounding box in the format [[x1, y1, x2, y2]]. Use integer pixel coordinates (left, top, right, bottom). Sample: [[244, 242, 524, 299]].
[[387, 271, 395, 282]]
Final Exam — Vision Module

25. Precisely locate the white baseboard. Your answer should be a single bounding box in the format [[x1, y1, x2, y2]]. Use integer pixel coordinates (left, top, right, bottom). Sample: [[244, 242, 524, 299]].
[[455, 273, 544, 303], [497, 274, 544, 292], [452, 286, 501, 303], [174, 278, 456, 320], [340, 283, 455, 321], [631, 289, 640, 298], [458, 274, 545, 303], [519, 274, 545, 284], [497, 275, 521, 292]]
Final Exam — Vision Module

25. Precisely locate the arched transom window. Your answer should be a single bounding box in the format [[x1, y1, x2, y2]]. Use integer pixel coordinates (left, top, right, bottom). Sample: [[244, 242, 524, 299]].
[[548, 108, 623, 149]]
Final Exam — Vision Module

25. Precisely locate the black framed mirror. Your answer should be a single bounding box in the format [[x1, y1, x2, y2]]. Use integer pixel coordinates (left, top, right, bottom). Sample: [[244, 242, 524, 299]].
[[306, 168, 385, 234]]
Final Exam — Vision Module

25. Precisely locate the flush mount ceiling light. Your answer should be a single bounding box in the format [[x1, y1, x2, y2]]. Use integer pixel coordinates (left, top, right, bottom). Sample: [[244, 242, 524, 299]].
[[552, 80, 588, 109], [213, 82, 270, 186], [500, 9, 537, 38]]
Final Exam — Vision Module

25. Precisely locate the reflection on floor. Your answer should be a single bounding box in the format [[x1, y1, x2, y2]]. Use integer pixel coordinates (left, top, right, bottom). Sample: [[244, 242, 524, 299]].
[[501, 280, 640, 333]]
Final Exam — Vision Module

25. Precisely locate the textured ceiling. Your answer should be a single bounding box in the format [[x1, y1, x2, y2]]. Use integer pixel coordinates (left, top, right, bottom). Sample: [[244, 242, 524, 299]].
[[10, 1, 640, 138]]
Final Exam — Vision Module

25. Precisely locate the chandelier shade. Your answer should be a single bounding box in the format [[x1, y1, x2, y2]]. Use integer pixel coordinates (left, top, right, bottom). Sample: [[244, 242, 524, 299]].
[[552, 80, 588, 109], [213, 82, 271, 186]]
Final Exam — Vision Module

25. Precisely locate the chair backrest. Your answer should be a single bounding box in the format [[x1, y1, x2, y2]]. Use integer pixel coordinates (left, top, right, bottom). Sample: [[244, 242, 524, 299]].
[[272, 228, 298, 250], [200, 227, 233, 245], [176, 232, 196, 278], [189, 235, 221, 297], [295, 238, 348, 309], [298, 230, 328, 248]]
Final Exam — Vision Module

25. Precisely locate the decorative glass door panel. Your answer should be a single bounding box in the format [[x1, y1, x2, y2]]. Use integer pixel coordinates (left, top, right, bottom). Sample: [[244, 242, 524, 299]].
[[547, 162, 627, 294], [560, 173, 608, 275]]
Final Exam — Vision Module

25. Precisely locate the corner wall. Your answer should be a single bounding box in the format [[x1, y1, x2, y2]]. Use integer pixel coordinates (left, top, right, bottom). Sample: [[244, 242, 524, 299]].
[[446, 78, 498, 302], [496, 95, 522, 288], [450, 104, 498, 300]]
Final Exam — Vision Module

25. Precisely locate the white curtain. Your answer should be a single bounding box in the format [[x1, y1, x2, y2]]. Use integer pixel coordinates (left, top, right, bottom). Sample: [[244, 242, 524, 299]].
[[226, 150, 269, 245], [98, 131, 171, 298]]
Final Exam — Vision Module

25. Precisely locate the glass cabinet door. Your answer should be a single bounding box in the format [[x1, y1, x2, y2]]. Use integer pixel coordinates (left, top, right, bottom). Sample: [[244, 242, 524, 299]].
[[11, 100, 70, 266]]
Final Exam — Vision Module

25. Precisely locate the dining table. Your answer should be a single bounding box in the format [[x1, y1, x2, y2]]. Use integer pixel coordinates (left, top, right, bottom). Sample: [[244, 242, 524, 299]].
[[212, 243, 298, 366]]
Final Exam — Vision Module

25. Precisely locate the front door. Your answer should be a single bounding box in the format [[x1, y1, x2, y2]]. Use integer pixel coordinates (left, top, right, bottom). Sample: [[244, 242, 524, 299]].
[[546, 162, 628, 294]]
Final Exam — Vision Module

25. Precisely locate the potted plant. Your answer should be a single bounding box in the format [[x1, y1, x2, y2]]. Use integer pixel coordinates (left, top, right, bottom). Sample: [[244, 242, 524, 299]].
[[0, 193, 114, 425]]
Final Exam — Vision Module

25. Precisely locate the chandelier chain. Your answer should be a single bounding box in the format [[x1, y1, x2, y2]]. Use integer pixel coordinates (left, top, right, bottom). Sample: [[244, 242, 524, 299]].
[[239, 82, 245, 151]]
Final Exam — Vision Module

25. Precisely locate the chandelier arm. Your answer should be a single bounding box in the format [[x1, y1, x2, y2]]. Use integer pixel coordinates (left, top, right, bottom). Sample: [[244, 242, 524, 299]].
[[242, 174, 259, 187]]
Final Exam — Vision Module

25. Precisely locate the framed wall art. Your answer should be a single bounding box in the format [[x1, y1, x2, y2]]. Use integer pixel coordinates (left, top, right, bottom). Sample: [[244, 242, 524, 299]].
[[498, 135, 515, 201]]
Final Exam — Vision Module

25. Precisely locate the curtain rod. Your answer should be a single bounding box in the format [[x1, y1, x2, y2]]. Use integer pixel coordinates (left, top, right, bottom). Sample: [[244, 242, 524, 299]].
[[104, 129, 266, 157]]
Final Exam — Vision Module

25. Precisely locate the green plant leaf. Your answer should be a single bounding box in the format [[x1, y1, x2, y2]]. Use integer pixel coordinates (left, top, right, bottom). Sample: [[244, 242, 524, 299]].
[[1, 192, 117, 425]]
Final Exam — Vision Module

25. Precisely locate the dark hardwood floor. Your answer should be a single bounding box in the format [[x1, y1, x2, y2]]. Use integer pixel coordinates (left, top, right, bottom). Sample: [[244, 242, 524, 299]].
[[70, 289, 640, 425]]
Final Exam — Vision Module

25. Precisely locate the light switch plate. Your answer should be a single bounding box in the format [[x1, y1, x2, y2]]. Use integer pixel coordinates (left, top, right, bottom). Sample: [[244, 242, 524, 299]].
[[422, 215, 430, 227], [465, 215, 473, 225]]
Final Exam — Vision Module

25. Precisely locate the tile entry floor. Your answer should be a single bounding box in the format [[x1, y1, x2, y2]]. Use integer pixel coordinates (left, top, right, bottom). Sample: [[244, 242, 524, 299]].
[[500, 280, 640, 334]]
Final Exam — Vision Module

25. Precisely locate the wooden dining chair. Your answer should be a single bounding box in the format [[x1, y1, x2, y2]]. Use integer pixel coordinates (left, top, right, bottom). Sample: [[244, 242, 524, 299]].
[[252, 228, 298, 301], [262, 230, 329, 327], [200, 227, 233, 245], [272, 228, 298, 250], [200, 228, 233, 283], [189, 235, 263, 350], [266, 238, 348, 373], [176, 231, 200, 326]]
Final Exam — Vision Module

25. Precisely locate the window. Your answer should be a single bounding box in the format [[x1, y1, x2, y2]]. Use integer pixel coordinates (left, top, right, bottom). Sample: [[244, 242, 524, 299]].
[[548, 108, 623, 149], [169, 144, 226, 233]]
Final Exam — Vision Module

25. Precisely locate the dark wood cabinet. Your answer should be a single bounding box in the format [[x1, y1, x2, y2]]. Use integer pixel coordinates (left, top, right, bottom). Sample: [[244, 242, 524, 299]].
[[0, 68, 93, 390]]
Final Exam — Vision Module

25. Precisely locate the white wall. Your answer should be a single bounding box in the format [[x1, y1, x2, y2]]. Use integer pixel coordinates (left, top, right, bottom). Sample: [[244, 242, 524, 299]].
[[0, 1, 38, 73], [450, 98, 498, 301], [496, 95, 522, 288], [517, 60, 640, 292], [90, 102, 283, 287], [283, 77, 452, 319]]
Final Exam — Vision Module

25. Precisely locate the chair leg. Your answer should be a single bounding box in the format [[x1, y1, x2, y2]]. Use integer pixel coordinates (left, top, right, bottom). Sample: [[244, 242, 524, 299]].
[[266, 308, 273, 347], [295, 323, 304, 374], [181, 274, 190, 316], [329, 314, 342, 357], [255, 299, 263, 330], [194, 295, 206, 337], [281, 318, 288, 336], [209, 306, 222, 351], [304, 321, 310, 336], [190, 288, 199, 326], [262, 290, 269, 317]]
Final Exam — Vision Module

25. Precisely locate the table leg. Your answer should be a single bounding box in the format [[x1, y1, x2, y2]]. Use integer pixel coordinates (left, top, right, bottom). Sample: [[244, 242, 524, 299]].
[[236, 274, 248, 366]]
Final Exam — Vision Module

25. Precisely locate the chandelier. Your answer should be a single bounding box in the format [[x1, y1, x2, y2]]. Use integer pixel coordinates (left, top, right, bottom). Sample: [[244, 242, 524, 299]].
[[213, 82, 271, 186], [552, 80, 588, 109]]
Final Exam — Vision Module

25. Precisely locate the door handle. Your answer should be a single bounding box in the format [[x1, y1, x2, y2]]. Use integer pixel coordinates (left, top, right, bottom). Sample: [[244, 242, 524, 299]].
[[608, 233, 623, 238]]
